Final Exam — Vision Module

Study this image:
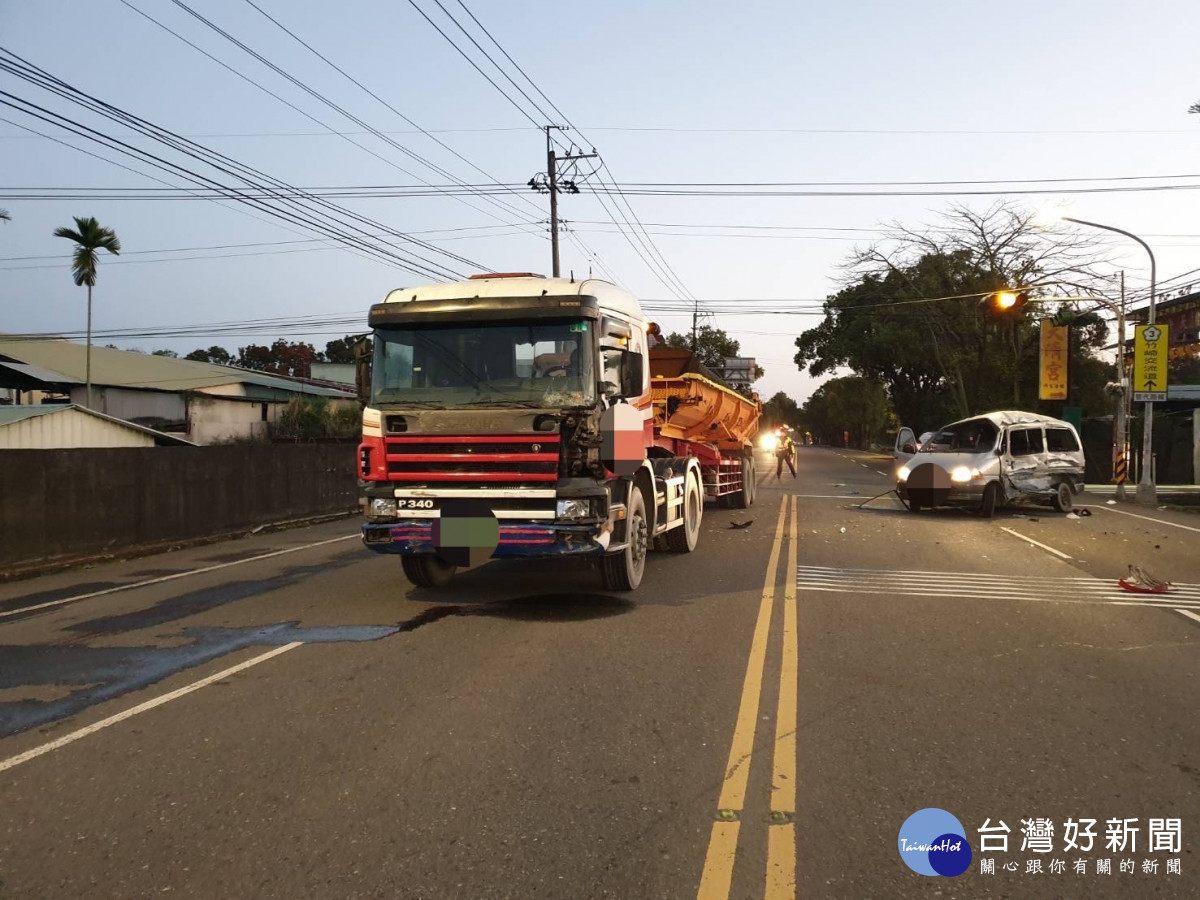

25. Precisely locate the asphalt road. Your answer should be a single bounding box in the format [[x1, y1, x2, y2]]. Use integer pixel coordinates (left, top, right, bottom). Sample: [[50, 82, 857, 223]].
[[0, 446, 1197, 899]]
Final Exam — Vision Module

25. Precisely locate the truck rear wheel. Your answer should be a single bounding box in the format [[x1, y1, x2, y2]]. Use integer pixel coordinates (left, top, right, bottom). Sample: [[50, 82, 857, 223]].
[[602, 487, 648, 591], [402, 555, 457, 588], [666, 471, 702, 552]]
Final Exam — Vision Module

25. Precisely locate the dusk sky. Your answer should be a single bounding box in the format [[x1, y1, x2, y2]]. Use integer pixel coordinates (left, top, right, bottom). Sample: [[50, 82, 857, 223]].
[[3, 0, 1199, 404]]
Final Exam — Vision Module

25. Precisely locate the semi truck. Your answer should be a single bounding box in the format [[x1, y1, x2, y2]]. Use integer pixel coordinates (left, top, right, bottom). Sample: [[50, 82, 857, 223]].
[[356, 273, 760, 592]]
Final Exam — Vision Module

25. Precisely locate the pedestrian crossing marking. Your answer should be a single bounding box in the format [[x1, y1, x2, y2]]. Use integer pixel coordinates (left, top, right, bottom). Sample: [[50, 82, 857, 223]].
[[797, 565, 1200, 611]]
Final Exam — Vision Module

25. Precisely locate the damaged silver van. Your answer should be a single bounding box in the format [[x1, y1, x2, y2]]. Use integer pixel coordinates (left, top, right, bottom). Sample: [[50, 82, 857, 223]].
[[894, 411, 1086, 517]]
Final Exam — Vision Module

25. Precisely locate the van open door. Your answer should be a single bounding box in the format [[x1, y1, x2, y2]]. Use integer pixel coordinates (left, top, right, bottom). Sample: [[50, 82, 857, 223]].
[[895, 426, 918, 468]]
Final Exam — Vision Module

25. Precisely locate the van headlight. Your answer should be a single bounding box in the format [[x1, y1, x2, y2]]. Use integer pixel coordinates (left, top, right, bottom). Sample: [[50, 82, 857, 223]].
[[950, 466, 981, 483], [368, 498, 398, 519], [897, 465, 911, 482], [556, 499, 591, 520]]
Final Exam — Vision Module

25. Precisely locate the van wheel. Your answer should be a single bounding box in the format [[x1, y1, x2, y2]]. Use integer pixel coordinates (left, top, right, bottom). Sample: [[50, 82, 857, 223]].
[[978, 483, 999, 519], [908, 497, 923, 513], [1052, 482, 1073, 513], [666, 471, 702, 552], [602, 487, 648, 591], [402, 555, 457, 588]]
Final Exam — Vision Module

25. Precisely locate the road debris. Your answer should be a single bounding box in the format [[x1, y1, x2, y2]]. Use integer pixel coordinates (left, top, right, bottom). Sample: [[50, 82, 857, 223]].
[[839, 527, 846, 534], [1118, 564, 1171, 594], [1106, 500, 1117, 505], [728, 519, 754, 530]]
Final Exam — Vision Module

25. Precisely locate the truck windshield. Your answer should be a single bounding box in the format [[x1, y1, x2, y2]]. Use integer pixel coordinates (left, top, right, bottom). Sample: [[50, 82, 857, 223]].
[[371, 320, 595, 408]]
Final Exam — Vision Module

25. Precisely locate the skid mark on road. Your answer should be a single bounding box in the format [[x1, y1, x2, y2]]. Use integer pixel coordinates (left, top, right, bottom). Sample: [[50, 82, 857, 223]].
[[0, 622, 398, 739], [0, 534, 360, 621]]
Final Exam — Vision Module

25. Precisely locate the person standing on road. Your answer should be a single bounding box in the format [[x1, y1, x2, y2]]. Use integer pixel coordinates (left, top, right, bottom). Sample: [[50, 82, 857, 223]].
[[776, 430, 797, 478]]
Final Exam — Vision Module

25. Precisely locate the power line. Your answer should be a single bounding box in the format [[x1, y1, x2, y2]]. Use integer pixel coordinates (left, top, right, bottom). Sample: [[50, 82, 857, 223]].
[[0, 48, 475, 279], [240, 0, 549, 232]]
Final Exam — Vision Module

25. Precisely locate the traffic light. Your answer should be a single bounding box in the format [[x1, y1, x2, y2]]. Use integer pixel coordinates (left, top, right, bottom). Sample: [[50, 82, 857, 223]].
[[980, 290, 1029, 315]]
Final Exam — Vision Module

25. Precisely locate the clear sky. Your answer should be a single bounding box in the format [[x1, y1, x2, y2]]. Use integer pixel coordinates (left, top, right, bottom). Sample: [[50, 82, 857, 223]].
[[2, 0, 1198, 404]]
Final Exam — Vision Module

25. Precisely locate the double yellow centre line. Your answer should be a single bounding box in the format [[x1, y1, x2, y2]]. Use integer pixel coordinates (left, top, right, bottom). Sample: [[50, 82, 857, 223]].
[[698, 495, 799, 899]]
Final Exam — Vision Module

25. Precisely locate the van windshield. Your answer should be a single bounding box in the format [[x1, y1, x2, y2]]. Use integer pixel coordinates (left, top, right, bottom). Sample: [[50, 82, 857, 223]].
[[923, 420, 999, 453]]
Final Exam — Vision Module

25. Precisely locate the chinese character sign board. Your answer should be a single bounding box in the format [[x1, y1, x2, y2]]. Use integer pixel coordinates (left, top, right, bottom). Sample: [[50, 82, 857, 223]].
[[1133, 324, 1169, 402], [1039, 320, 1068, 401]]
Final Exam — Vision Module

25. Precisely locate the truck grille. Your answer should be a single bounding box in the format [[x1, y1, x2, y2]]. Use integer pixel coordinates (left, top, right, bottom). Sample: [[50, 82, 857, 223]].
[[383, 434, 560, 483]]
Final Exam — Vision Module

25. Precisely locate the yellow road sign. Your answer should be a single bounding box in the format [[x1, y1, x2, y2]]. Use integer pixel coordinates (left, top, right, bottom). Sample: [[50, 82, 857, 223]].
[[1038, 319, 1068, 400], [1133, 324, 1169, 402]]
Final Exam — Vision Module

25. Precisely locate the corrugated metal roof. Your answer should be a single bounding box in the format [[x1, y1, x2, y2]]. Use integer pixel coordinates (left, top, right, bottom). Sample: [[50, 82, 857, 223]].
[[0, 404, 195, 445], [0, 336, 353, 398], [0, 404, 64, 425]]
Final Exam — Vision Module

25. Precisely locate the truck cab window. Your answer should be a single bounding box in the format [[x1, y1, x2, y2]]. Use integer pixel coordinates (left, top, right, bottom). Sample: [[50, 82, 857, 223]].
[[601, 348, 624, 394]]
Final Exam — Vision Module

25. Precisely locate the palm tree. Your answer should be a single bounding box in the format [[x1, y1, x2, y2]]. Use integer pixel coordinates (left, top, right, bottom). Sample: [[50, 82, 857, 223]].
[[54, 217, 121, 409]]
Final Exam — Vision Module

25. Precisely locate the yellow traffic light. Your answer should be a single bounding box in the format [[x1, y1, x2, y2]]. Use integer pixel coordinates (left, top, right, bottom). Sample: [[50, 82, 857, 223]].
[[981, 290, 1029, 314]]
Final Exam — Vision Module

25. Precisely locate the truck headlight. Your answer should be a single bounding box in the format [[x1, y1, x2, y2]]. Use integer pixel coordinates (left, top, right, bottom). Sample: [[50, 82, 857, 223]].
[[556, 499, 590, 520], [368, 498, 398, 518], [897, 465, 911, 482], [950, 466, 981, 483]]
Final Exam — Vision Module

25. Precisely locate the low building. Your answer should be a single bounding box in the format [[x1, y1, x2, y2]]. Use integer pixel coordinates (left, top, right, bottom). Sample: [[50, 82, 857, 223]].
[[0, 404, 194, 448], [0, 337, 356, 445]]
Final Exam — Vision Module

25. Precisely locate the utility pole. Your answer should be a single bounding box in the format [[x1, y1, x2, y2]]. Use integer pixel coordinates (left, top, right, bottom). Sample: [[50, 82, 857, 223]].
[[530, 126, 597, 278], [1115, 271, 1128, 499], [691, 300, 699, 352], [546, 126, 561, 277]]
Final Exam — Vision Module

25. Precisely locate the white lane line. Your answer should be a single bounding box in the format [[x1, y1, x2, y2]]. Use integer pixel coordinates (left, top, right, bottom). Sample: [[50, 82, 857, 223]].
[[1082, 504, 1200, 535], [998, 526, 1072, 560], [0, 642, 303, 774], [1177, 610, 1200, 625], [875, 470, 889, 476], [0, 534, 358, 620]]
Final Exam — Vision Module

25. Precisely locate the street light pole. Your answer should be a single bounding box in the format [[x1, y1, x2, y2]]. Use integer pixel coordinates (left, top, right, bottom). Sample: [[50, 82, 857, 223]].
[[1063, 217, 1157, 505]]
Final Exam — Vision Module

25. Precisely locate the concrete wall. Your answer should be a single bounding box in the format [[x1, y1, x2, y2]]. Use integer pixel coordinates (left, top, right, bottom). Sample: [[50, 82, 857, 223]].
[[0, 443, 358, 573], [189, 396, 276, 445]]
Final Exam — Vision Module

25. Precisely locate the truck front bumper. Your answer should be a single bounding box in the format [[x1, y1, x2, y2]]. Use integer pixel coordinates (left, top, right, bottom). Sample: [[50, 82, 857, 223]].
[[361, 519, 609, 558]]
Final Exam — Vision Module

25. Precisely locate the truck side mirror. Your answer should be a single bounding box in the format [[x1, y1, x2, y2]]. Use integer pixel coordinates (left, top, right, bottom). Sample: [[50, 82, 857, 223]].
[[353, 336, 373, 407], [622, 351, 644, 398]]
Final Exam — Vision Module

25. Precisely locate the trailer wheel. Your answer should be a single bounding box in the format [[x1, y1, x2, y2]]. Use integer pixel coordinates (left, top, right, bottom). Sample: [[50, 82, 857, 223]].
[[666, 471, 702, 552], [730, 455, 756, 509], [402, 555, 457, 588], [602, 487, 648, 591]]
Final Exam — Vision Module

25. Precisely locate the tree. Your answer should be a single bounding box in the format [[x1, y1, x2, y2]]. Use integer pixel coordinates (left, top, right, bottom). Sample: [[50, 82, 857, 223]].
[[237, 339, 318, 378], [53, 216, 121, 409], [761, 391, 800, 431], [0, 209, 9, 222], [663, 325, 765, 379], [795, 203, 1111, 432], [1189, 102, 1200, 114], [185, 346, 234, 365], [151, 349, 178, 358], [798, 376, 893, 448], [322, 335, 365, 364]]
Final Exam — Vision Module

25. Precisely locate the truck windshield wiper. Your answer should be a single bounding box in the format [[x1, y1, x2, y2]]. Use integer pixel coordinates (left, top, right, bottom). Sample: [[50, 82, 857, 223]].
[[458, 398, 546, 408]]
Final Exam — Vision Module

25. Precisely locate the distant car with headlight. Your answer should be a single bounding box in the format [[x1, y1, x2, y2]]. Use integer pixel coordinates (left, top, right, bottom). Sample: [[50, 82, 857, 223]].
[[894, 411, 1085, 517]]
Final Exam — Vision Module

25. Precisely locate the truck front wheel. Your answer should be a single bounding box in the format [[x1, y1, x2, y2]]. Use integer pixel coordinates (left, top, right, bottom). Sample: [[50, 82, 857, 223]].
[[402, 555, 457, 588], [602, 487, 648, 591]]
